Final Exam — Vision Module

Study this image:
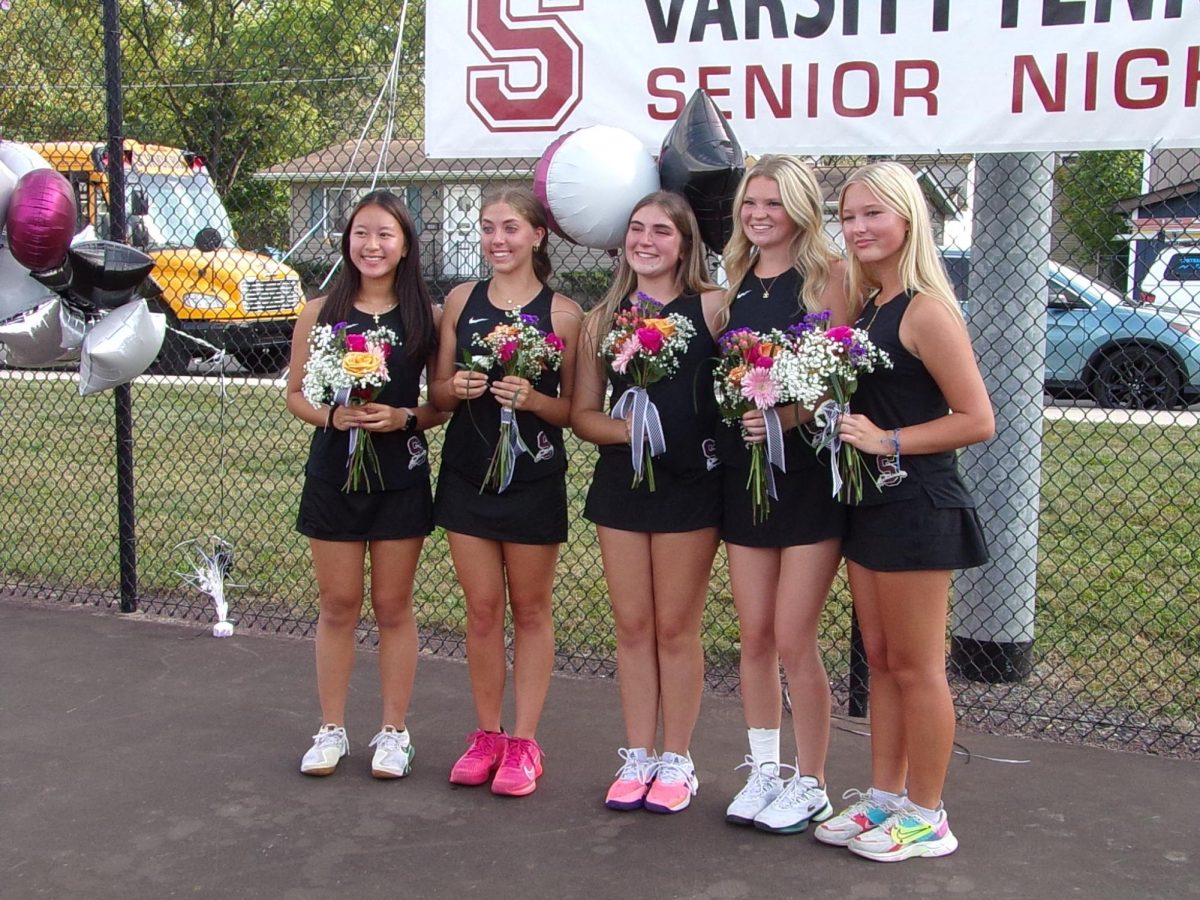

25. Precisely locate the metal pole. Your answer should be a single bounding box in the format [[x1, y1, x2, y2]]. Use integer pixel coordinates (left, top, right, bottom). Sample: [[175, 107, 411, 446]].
[[951, 153, 1051, 681], [102, 0, 138, 613], [848, 611, 869, 719]]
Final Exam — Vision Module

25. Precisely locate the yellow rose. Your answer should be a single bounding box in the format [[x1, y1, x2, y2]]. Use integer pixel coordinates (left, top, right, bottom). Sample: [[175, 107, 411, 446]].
[[342, 351, 382, 379]]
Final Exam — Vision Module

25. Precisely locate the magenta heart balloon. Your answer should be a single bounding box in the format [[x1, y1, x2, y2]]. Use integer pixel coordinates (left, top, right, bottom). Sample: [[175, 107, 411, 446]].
[[6, 169, 78, 272]]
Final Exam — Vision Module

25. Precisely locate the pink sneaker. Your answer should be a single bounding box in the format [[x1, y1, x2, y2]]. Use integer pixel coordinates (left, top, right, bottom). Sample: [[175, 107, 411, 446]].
[[644, 751, 698, 814], [449, 730, 506, 786], [605, 748, 659, 810], [490, 736, 544, 796]]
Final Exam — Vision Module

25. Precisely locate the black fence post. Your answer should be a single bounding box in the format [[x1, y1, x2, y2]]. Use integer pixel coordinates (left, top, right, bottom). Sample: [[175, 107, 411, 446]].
[[102, 0, 138, 613], [848, 610, 869, 719]]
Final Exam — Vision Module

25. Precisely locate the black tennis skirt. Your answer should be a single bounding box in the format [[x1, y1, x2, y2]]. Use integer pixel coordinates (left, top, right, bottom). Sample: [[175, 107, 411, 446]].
[[584, 455, 721, 534], [433, 465, 568, 545], [720, 462, 846, 548], [842, 485, 989, 572], [296, 475, 433, 542]]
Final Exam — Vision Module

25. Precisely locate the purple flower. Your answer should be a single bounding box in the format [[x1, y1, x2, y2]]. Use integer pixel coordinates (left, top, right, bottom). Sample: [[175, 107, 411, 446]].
[[634, 291, 665, 315], [520, 313, 540, 325], [333, 321, 349, 333], [788, 310, 832, 337]]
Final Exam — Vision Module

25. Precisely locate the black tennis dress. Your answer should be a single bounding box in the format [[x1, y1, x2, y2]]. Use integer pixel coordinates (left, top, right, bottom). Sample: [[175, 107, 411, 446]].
[[717, 267, 845, 547], [433, 280, 568, 545], [583, 292, 721, 533], [841, 291, 989, 572], [296, 304, 433, 541]]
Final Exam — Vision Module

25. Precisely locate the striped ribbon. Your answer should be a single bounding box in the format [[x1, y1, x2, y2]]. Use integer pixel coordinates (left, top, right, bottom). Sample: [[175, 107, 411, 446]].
[[762, 406, 786, 501], [333, 386, 358, 473], [497, 406, 531, 493], [811, 398, 848, 498], [611, 386, 666, 482]]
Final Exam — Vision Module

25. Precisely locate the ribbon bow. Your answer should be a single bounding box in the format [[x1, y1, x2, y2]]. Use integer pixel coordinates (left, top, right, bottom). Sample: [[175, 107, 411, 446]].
[[811, 398, 848, 498], [611, 386, 666, 483], [497, 406, 531, 493], [761, 406, 787, 500]]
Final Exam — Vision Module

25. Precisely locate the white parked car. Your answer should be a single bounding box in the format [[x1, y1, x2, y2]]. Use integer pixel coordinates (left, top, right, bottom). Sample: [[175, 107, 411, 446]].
[[1138, 244, 1200, 332]]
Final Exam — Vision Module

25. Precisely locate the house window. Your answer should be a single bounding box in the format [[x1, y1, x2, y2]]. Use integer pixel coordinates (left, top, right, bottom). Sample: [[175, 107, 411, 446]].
[[405, 186, 423, 234]]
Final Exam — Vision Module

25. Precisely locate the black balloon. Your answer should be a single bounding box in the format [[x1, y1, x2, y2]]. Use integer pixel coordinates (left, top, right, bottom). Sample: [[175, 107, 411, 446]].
[[658, 89, 746, 254], [65, 240, 156, 310]]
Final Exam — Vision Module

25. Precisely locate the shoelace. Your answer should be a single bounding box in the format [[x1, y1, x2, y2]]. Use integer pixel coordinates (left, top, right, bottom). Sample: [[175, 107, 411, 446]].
[[655, 755, 694, 787], [613, 748, 658, 783], [731, 755, 792, 799], [312, 728, 346, 748], [501, 737, 536, 768], [772, 776, 824, 810], [369, 730, 405, 753], [835, 787, 876, 818], [462, 731, 500, 760]]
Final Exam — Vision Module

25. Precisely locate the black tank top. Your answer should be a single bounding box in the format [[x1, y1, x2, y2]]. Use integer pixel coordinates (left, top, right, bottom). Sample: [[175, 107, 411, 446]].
[[716, 267, 822, 472], [851, 292, 976, 507], [597, 292, 720, 477], [441, 279, 567, 485], [304, 305, 430, 491]]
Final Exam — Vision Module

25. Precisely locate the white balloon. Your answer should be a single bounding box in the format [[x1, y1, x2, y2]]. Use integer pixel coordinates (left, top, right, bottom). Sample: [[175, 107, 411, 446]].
[[539, 125, 660, 250], [0, 141, 52, 180], [0, 296, 72, 366], [0, 246, 49, 321], [78, 300, 167, 396], [0, 158, 17, 233]]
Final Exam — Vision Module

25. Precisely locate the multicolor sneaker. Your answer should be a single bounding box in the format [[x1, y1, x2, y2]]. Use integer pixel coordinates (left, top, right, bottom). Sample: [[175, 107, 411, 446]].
[[848, 805, 959, 862], [753, 773, 833, 834], [643, 751, 698, 814], [368, 726, 414, 779], [300, 724, 348, 776], [813, 788, 898, 846], [605, 748, 659, 811], [449, 730, 506, 786], [490, 736, 544, 796], [725, 756, 789, 825]]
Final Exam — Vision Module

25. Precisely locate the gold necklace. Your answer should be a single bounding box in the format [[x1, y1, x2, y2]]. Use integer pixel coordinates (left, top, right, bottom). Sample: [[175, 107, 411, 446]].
[[358, 301, 399, 324], [757, 269, 787, 299]]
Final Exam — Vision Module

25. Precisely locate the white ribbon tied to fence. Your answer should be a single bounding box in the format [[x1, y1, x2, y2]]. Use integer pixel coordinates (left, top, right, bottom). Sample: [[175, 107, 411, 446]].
[[811, 399, 847, 499], [497, 406, 531, 493], [611, 386, 666, 482], [762, 406, 787, 500]]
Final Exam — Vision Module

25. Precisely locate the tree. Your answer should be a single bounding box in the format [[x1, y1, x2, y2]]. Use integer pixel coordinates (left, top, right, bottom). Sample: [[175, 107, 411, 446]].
[[1055, 151, 1144, 285]]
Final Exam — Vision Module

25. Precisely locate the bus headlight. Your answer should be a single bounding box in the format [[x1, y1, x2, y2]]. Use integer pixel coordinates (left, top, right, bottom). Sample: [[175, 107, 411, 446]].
[[181, 292, 227, 311]]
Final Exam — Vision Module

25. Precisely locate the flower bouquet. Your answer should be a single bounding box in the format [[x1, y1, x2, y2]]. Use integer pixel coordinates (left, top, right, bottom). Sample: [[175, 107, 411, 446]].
[[469, 310, 564, 493], [792, 321, 892, 503], [713, 325, 825, 523], [302, 321, 398, 492], [599, 292, 696, 491]]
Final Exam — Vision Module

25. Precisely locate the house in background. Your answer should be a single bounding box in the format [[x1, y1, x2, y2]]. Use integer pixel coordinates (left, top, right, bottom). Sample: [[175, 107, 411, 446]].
[[255, 139, 613, 296], [1113, 150, 1200, 293], [256, 140, 971, 299]]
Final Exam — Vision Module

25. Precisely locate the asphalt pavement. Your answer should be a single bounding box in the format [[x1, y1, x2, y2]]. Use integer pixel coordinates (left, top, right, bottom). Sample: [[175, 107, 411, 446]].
[[1, 596, 1195, 900]]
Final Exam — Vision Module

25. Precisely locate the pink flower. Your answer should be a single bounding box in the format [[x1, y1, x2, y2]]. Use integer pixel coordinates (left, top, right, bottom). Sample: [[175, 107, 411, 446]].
[[635, 326, 664, 354], [825, 326, 855, 344], [612, 335, 641, 374], [746, 348, 774, 369], [546, 333, 565, 352], [740, 366, 778, 408], [379, 341, 392, 359], [498, 339, 518, 362], [345, 333, 367, 352]]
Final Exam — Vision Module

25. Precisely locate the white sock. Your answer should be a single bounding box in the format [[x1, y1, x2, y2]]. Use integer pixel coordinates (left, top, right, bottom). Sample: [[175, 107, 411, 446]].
[[868, 786, 905, 804], [748, 727, 780, 767], [908, 800, 943, 823]]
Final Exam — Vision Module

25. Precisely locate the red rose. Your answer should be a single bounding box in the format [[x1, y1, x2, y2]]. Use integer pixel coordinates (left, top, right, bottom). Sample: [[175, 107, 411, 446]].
[[345, 333, 367, 352], [635, 326, 664, 353]]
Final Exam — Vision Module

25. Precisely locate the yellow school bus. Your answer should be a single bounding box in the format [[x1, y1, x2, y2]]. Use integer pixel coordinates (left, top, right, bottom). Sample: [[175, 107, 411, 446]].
[[30, 141, 302, 373]]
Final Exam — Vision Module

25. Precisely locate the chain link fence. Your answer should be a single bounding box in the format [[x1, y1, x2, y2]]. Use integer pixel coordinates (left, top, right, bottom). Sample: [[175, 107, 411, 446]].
[[0, 1, 1195, 758]]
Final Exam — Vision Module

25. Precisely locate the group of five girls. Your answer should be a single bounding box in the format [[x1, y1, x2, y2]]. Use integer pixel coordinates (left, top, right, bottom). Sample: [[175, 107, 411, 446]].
[[284, 156, 993, 863]]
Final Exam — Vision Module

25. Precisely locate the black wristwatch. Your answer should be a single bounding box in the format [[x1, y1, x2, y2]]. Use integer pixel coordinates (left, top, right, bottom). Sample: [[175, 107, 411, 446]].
[[401, 409, 418, 434]]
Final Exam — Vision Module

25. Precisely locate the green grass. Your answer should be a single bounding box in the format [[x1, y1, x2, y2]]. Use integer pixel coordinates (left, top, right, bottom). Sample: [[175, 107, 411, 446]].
[[0, 374, 1195, 730]]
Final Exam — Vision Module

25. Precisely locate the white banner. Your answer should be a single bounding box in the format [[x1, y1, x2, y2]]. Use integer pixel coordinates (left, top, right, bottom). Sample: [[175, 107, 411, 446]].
[[424, 0, 1200, 158]]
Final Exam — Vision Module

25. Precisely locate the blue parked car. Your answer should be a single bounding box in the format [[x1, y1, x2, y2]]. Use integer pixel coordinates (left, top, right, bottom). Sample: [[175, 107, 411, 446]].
[[942, 251, 1200, 410]]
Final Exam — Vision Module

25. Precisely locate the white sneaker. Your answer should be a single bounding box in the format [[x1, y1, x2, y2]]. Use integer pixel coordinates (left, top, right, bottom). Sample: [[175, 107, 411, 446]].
[[848, 804, 959, 862], [300, 724, 349, 776], [753, 773, 833, 834], [644, 751, 699, 814], [368, 726, 414, 779], [814, 788, 900, 846], [725, 755, 790, 825]]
